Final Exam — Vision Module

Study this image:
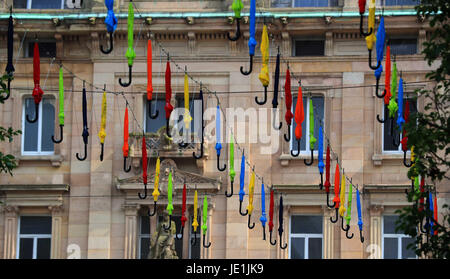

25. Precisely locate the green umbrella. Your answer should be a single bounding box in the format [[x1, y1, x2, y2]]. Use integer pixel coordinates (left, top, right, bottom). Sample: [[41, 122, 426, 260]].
[[51, 65, 64, 143], [202, 195, 211, 248], [118, 2, 135, 87], [226, 134, 235, 197]]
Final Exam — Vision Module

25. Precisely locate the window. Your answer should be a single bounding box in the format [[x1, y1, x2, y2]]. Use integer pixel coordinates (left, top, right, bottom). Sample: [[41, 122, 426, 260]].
[[189, 215, 201, 259], [290, 95, 324, 154], [175, 97, 202, 137], [14, 0, 65, 9], [382, 215, 416, 259], [26, 41, 57, 58], [293, 39, 325, 56], [382, 99, 417, 152], [272, 0, 339, 8], [145, 99, 166, 133], [139, 215, 151, 259], [22, 97, 55, 155], [17, 216, 52, 259], [289, 215, 323, 259], [383, 0, 419, 6], [389, 38, 418, 56]]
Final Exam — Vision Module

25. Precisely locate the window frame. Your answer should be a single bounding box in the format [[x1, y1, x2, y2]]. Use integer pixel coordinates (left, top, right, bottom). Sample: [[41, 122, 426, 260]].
[[188, 215, 201, 259], [289, 94, 325, 155], [272, 0, 339, 8], [387, 37, 418, 56], [288, 215, 324, 259], [381, 0, 420, 6], [16, 215, 52, 259], [19, 0, 65, 9], [292, 38, 326, 57], [21, 97, 55, 156], [25, 40, 57, 59], [138, 215, 151, 259], [381, 215, 417, 259]]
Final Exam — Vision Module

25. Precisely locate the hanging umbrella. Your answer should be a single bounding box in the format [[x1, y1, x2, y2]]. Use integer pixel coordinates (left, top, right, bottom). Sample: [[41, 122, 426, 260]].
[[272, 48, 282, 130], [239, 151, 247, 216], [98, 90, 107, 161], [374, 17, 385, 97], [226, 134, 236, 197], [278, 196, 287, 249], [4, 7, 14, 100], [388, 62, 398, 118], [163, 170, 174, 231], [193, 87, 205, 159], [148, 156, 160, 216], [228, 0, 243, 41], [183, 72, 192, 129], [246, 169, 256, 229], [318, 126, 324, 189], [325, 145, 334, 208], [304, 99, 316, 165], [291, 86, 304, 157], [202, 195, 211, 248], [147, 39, 158, 119], [138, 135, 148, 199], [51, 65, 64, 143], [164, 60, 174, 137], [377, 45, 391, 123], [256, 24, 269, 105], [429, 191, 434, 235], [283, 68, 293, 142], [397, 78, 405, 132], [118, 1, 135, 87], [345, 181, 354, 239], [215, 105, 226, 171], [433, 194, 438, 236], [100, 0, 117, 54], [268, 188, 276, 245], [330, 163, 340, 223], [358, 0, 372, 37], [401, 100, 413, 167], [240, 0, 256, 75], [191, 189, 199, 245], [260, 181, 267, 240], [176, 183, 187, 240], [339, 174, 347, 231], [122, 107, 131, 172], [365, 0, 380, 70], [356, 187, 364, 243], [76, 83, 89, 161], [26, 42, 44, 123]]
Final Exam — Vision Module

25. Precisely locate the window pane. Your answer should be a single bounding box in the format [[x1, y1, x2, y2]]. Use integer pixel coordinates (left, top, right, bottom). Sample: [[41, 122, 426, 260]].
[[146, 100, 166, 133], [272, 0, 291, 8], [385, 0, 419, 6], [172, 216, 183, 258], [31, 0, 63, 9], [383, 215, 400, 234], [401, 237, 416, 259], [294, 40, 325, 56], [175, 98, 201, 135], [20, 216, 52, 234], [19, 238, 34, 259], [294, 0, 329, 7], [141, 215, 150, 234], [290, 237, 305, 259], [140, 237, 150, 259], [311, 96, 325, 150], [13, 0, 27, 8], [24, 98, 38, 152], [291, 96, 307, 151], [36, 238, 51, 259], [291, 216, 323, 234], [390, 39, 417, 55], [41, 99, 55, 152], [27, 42, 57, 58], [308, 238, 322, 259], [190, 216, 201, 259], [383, 237, 398, 259]]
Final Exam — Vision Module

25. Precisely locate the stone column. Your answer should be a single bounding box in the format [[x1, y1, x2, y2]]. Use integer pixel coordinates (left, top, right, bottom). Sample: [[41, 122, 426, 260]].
[[322, 206, 335, 259], [123, 204, 140, 259], [325, 31, 333, 57], [369, 205, 384, 259], [418, 29, 426, 54], [49, 205, 64, 259], [3, 206, 18, 259]]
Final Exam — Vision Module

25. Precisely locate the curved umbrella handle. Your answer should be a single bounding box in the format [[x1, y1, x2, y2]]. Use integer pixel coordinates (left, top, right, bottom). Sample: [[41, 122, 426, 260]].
[[255, 87, 267, 105], [26, 102, 39, 123], [179, 141, 189, 148], [341, 217, 350, 231], [217, 154, 227, 171], [51, 125, 64, 144], [162, 215, 172, 231], [304, 149, 314, 166], [330, 208, 339, 223], [191, 232, 198, 246], [262, 225, 266, 240], [100, 32, 114, 54], [248, 214, 255, 229], [240, 55, 253, 76], [359, 14, 373, 37], [376, 112, 386, 123], [100, 143, 105, 161], [284, 124, 291, 142], [76, 143, 88, 161], [290, 139, 301, 157], [239, 200, 248, 216], [375, 79, 386, 98], [227, 18, 241, 41], [392, 134, 400, 148], [193, 142, 204, 159], [175, 225, 184, 240], [272, 110, 282, 130], [368, 49, 381, 70], [148, 201, 157, 216], [269, 230, 277, 246], [326, 191, 336, 208], [202, 234, 211, 248], [118, 65, 133, 87], [147, 99, 159, 119], [166, 118, 172, 138], [123, 156, 131, 172], [403, 150, 413, 168], [359, 230, 365, 243], [279, 233, 288, 250], [345, 227, 354, 239], [419, 219, 428, 234], [3, 76, 12, 101], [138, 183, 148, 199], [225, 180, 234, 197], [319, 173, 323, 190]]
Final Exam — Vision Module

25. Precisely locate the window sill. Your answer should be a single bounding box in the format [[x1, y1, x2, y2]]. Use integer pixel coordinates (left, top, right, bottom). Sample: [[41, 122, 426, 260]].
[[279, 153, 318, 167], [17, 154, 63, 167], [372, 153, 409, 166]]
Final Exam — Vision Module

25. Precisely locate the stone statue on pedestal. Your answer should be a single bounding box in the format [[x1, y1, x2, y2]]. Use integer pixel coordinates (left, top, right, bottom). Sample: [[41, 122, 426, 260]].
[[148, 212, 178, 259]]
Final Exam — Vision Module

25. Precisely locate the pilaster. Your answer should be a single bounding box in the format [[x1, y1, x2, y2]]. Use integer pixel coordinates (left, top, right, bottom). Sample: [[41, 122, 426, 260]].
[[369, 204, 384, 259], [49, 205, 64, 259], [2, 206, 19, 259], [123, 204, 140, 259]]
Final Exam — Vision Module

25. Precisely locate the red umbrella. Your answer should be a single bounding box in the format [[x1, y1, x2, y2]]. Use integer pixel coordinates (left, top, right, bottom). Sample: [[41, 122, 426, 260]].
[[330, 162, 340, 223], [138, 136, 148, 199], [147, 40, 158, 119], [401, 100, 413, 167], [291, 86, 304, 157], [283, 68, 293, 142], [176, 183, 187, 240], [122, 107, 131, 172], [26, 42, 44, 123], [164, 59, 174, 137], [268, 188, 276, 246]]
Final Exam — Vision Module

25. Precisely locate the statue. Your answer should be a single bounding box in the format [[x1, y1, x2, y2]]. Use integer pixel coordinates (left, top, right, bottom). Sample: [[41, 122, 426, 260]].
[[148, 211, 179, 259]]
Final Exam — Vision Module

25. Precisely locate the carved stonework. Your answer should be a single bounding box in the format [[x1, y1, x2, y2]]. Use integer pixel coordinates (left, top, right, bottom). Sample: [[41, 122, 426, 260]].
[[369, 204, 384, 216], [149, 212, 178, 259], [187, 32, 196, 55]]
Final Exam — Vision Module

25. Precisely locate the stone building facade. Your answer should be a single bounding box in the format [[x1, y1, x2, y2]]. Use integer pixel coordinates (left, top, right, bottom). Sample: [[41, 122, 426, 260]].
[[0, 0, 447, 259]]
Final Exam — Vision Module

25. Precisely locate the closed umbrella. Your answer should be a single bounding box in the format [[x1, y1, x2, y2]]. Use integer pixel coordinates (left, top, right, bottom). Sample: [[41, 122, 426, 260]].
[[283, 68, 293, 142], [388, 62, 398, 118], [4, 7, 14, 100], [318, 126, 325, 189], [100, 0, 117, 54], [365, 0, 380, 70], [147, 39, 158, 119], [164, 60, 174, 137], [325, 145, 334, 208], [291, 86, 304, 157], [98, 90, 107, 161], [215, 105, 226, 171], [272, 48, 282, 130], [175, 183, 187, 240], [356, 187, 364, 243], [163, 171, 174, 231], [433, 194, 438, 236], [227, 0, 243, 41], [256, 24, 269, 105], [268, 188, 276, 245], [260, 181, 267, 240], [122, 107, 131, 172], [401, 100, 413, 167], [148, 156, 160, 216], [226, 134, 236, 197], [339, 174, 347, 231], [51, 65, 64, 143], [118, 1, 135, 87], [76, 83, 89, 161], [202, 195, 211, 248], [304, 99, 316, 165], [240, 0, 256, 75], [183, 72, 192, 129], [374, 17, 385, 97], [239, 151, 247, 216], [246, 170, 256, 229], [191, 189, 199, 245], [138, 135, 148, 199], [330, 163, 340, 223], [344, 181, 354, 239], [358, 0, 373, 37], [26, 42, 43, 123], [278, 196, 288, 249], [377, 45, 391, 123], [429, 191, 434, 235]]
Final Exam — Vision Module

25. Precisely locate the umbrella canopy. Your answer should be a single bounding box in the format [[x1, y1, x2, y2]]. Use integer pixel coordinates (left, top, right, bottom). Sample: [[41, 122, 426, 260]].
[[164, 61, 173, 120], [269, 189, 274, 232], [229, 135, 236, 182], [388, 62, 398, 118], [309, 99, 316, 150], [345, 181, 353, 226], [81, 86, 89, 144], [125, 2, 135, 66], [433, 194, 438, 236], [147, 40, 153, 100], [396, 78, 405, 131], [122, 107, 129, 158], [58, 66, 64, 126], [400, 100, 410, 151], [166, 171, 174, 215], [284, 69, 293, 125], [258, 25, 270, 88], [181, 184, 187, 228], [318, 126, 324, 174], [5, 9, 14, 75], [260, 182, 267, 228], [272, 50, 280, 109], [356, 188, 363, 232], [215, 106, 222, 156], [278, 196, 284, 237], [142, 136, 148, 185], [247, 170, 255, 215], [358, 0, 366, 14], [202, 195, 208, 235], [339, 174, 346, 217], [333, 163, 340, 208], [248, 0, 257, 55], [232, 0, 243, 18], [192, 190, 199, 232], [365, 0, 376, 51], [324, 145, 331, 192], [374, 16, 385, 79], [183, 73, 192, 129], [384, 46, 392, 105], [98, 91, 107, 145], [429, 191, 434, 235], [152, 157, 160, 202], [239, 152, 246, 202], [419, 177, 425, 212], [104, 0, 118, 33], [294, 87, 305, 140], [32, 43, 44, 105]]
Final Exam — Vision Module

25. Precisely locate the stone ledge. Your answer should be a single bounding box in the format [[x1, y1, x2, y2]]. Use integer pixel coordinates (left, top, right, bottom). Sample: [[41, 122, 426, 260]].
[[372, 152, 410, 166], [0, 184, 69, 192], [363, 184, 410, 194], [16, 154, 64, 167], [279, 153, 318, 166]]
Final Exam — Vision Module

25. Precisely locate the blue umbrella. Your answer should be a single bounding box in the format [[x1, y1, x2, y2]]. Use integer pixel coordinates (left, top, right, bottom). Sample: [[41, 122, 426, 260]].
[[240, 0, 256, 75], [215, 105, 226, 171], [429, 191, 434, 235], [318, 126, 324, 189], [259, 181, 267, 240], [101, 0, 118, 54], [374, 16, 386, 98], [357, 188, 364, 243], [397, 78, 405, 131], [239, 152, 247, 216]]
